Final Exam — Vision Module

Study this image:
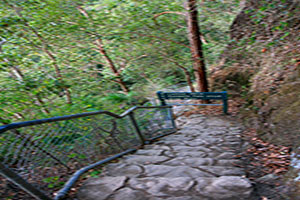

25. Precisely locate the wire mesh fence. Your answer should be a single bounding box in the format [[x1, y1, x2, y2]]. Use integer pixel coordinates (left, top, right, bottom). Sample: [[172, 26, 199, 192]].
[[0, 106, 176, 199], [134, 107, 175, 140]]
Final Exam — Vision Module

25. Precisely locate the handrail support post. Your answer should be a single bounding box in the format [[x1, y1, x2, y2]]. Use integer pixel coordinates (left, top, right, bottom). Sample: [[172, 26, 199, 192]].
[[157, 91, 166, 106], [222, 91, 228, 115], [129, 112, 145, 145], [168, 107, 177, 130]]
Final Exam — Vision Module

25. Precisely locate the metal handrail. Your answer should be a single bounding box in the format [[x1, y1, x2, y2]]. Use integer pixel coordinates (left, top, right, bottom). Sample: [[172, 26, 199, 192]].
[[0, 105, 176, 200], [157, 91, 228, 114], [0, 106, 172, 134]]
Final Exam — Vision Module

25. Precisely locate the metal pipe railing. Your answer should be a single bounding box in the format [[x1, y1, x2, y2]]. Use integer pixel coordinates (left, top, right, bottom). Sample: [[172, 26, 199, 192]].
[[0, 105, 176, 200], [0, 106, 172, 134]]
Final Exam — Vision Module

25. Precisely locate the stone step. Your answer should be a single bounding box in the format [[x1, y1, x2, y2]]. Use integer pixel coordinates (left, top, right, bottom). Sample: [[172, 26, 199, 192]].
[[103, 161, 244, 178], [77, 176, 253, 200], [103, 163, 214, 178], [163, 157, 243, 168], [135, 149, 164, 156], [122, 155, 170, 165], [136, 148, 238, 159], [77, 114, 253, 200], [143, 164, 215, 178], [121, 154, 243, 166]]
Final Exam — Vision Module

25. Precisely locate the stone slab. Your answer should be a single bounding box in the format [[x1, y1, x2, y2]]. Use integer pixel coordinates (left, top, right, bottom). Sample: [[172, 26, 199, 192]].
[[77, 176, 127, 200], [164, 157, 215, 167], [195, 176, 252, 199], [172, 145, 212, 153], [112, 188, 146, 200], [129, 177, 194, 196], [123, 155, 170, 165], [144, 165, 214, 178], [135, 149, 163, 156], [104, 163, 142, 177]]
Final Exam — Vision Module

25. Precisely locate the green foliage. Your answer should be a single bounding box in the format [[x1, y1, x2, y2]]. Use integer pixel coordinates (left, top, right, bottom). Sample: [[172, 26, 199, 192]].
[[88, 169, 102, 178], [0, 0, 241, 122], [42, 176, 64, 189]]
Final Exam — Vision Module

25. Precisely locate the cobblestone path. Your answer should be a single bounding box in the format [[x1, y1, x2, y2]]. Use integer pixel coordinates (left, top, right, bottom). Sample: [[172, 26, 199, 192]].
[[77, 114, 253, 200]]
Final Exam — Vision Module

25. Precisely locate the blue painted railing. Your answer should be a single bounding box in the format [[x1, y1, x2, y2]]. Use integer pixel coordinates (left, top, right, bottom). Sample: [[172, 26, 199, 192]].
[[157, 91, 228, 114], [0, 106, 176, 200]]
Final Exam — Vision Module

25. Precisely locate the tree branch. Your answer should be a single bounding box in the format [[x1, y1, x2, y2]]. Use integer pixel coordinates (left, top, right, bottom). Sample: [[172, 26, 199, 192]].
[[153, 11, 186, 20]]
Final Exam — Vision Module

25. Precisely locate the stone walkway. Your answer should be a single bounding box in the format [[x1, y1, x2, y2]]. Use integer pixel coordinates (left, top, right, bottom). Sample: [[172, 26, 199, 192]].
[[77, 114, 253, 200]]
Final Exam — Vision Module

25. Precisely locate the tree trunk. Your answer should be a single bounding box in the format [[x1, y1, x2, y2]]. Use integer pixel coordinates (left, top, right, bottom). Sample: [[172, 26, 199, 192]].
[[183, 68, 196, 92], [186, 0, 209, 93], [43, 48, 72, 104], [76, 7, 130, 94], [95, 39, 130, 94]]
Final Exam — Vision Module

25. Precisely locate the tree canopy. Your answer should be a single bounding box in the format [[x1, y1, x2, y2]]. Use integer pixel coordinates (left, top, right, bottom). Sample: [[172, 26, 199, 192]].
[[0, 0, 240, 123]]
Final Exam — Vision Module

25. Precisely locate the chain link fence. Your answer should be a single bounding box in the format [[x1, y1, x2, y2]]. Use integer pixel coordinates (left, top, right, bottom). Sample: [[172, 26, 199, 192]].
[[0, 106, 176, 200]]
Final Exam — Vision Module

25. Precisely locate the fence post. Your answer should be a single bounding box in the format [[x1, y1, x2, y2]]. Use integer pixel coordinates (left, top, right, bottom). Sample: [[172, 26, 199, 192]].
[[129, 112, 145, 145], [0, 162, 52, 200], [156, 91, 166, 106], [167, 107, 177, 130], [222, 91, 228, 115]]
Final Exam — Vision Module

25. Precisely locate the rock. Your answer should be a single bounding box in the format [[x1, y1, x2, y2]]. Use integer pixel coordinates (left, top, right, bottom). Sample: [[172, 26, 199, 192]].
[[202, 137, 223, 144], [144, 144, 171, 151], [104, 163, 142, 177], [129, 177, 194, 196], [123, 155, 169, 165], [172, 106, 191, 117], [164, 157, 215, 167], [185, 140, 208, 147], [144, 165, 213, 178], [256, 174, 279, 183], [206, 118, 231, 126], [150, 196, 209, 200], [195, 176, 253, 199], [215, 152, 235, 159], [156, 140, 189, 146], [77, 176, 127, 200], [217, 159, 243, 166], [178, 128, 203, 135], [135, 149, 163, 156], [162, 135, 192, 141], [77, 114, 253, 199], [176, 151, 207, 158], [197, 166, 245, 176], [112, 188, 146, 200], [172, 146, 212, 153], [207, 130, 227, 136]]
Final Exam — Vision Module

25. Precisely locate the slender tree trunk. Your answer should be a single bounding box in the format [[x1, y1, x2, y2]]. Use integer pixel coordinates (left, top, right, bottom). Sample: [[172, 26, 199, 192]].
[[43, 48, 72, 104], [95, 39, 130, 94], [4, 0, 72, 104], [182, 68, 196, 92], [76, 6, 130, 94], [186, 0, 209, 93]]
